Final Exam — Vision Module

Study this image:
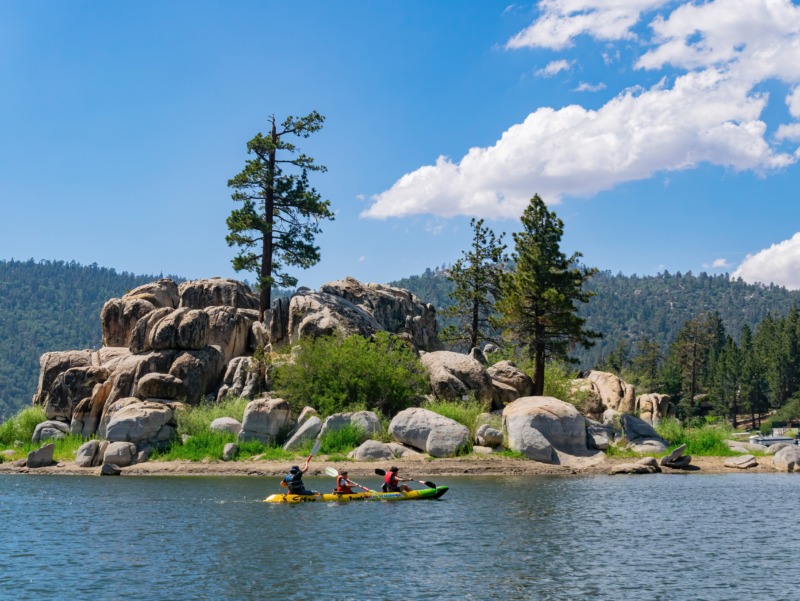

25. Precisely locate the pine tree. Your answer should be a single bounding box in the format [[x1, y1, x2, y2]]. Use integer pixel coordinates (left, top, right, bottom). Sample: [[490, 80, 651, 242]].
[[441, 218, 507, 350], [496, 194, 599, 395], [226, 111, 334, 321]]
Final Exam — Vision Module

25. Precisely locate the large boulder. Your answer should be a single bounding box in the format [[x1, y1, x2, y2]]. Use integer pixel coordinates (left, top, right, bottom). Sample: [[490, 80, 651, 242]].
[[42, 366, 110, 421], [419, 351, 496, 404], [149, 308, 209, 351], [125, 279, 180, 309], [503, 396, 593, 464], [101, 297, 157, 347], [216, 356, 266, 401], [772, 445, 800, 472], [178, 278, 259, 311], [270, 277, 440, 352], [135, 373, 186, 401], [27, 443, 55, 469], [584, 371, 636, 414], [32, 350, 93, 406], [486, 361, 534, 405], [636, 393, 674, 425], [128, 307, 174, 354], [388, 407, 470, 458], [103, 441, 138, 467], [206, 306, 254, 363], [282, 416, 322, 451], [70, 379, 113, 438], [102, 398, 176, 446], [619, 414, 669, 452], [210, 417, 242, 436], [75, 440, 103, 468], [568, 379, 605, 421], [351, 440, 394, 461], [239, 398, 292, 444], [32, 420, 70, 443], [105, 350, 177, 405], [318, 411, 381, 441], [585, 418, 612, 450], [168, 347, 225, 405]]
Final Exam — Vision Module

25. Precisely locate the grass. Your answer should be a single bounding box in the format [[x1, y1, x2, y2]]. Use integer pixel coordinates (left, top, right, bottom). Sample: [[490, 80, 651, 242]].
[[174, 396, 251, 438], [7, 434, 89, 462], [151, 432, 297, 462], [656, 418, 738, 457], [319, 424, 367, 455], [425, 398, 490, 438]]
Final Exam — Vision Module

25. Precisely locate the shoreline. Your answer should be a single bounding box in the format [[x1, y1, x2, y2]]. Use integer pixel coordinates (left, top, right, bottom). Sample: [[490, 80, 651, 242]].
[[0, 454, 780, 478]]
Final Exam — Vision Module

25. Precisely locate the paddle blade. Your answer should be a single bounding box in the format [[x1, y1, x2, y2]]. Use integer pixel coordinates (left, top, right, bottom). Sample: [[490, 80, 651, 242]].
[[374, 468, 386, 476], [423, 481, 436, 489], [310, 438, 322, 457], [324, 467, 339, 477]]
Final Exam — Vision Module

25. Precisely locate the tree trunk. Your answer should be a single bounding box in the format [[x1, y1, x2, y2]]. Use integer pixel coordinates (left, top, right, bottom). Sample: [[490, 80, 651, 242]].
[[259, 119, 277, 323]]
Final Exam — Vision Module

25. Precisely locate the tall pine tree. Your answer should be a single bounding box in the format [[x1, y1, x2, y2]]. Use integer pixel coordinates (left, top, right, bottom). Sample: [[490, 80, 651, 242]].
[[226, 111, 334, 321], [441, 218, 507, 350], [497, 194, 599, 395]]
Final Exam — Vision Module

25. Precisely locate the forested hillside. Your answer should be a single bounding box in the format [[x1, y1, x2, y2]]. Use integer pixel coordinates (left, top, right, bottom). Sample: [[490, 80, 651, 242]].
[[391, 269, 800, 368], [0, 260, 170, 420]]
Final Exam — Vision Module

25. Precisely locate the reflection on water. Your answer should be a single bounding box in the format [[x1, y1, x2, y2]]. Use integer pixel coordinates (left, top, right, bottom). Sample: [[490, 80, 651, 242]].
[[1, 473, 799, 600]]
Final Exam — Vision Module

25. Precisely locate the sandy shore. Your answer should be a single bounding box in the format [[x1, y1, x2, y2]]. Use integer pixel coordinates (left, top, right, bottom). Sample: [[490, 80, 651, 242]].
[[0, 453, 779, 478]]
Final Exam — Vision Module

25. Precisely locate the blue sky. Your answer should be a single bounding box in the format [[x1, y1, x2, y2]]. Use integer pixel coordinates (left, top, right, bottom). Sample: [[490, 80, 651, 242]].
[[2, 1, 800, 290]]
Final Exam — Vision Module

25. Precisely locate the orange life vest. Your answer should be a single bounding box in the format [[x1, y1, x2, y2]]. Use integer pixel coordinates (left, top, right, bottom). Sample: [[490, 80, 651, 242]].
[[336, 476, 353, 494]]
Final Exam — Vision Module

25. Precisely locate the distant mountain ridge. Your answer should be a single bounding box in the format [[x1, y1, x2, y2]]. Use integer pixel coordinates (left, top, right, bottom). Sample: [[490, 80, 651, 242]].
[[0, 259, 171, 420], [390, 269, 800, 368]]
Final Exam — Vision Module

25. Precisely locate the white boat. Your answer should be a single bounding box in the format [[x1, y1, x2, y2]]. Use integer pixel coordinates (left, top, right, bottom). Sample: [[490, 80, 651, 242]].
[[749, 435, 798, 447]]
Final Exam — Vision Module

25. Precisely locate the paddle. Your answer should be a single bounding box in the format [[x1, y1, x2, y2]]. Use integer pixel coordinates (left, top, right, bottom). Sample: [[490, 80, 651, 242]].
[[374, 468, 436, 489], [324, 466, 373, 492]]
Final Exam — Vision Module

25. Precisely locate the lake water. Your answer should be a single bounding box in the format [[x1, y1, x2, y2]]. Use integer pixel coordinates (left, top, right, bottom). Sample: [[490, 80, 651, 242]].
[[2, 473, 799, 601]]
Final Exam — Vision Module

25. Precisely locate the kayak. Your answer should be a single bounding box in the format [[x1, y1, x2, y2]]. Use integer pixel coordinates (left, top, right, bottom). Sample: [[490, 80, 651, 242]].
[[264, 486, 449, 504]]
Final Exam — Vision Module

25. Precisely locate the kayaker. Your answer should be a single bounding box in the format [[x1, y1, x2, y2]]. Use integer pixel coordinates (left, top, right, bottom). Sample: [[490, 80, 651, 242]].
[[382, 466, 412, 493], [283, 458, 315, 495], [334, 470, 355, 494]]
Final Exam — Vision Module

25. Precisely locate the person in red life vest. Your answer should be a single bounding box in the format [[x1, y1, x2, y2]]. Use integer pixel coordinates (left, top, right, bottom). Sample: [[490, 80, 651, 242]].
[[334, 470, 356, 494], [382, 466, 412, 492]]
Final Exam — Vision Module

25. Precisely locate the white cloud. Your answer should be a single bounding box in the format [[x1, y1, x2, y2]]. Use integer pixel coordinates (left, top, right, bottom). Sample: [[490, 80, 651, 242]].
[[788, 86, 800, 118], [358, 255, 366, 263], [536, 59, 574, 77], [776, 123, 800, 142], [712, 258, 729, 268], [364, 69, 793, 219], [732, 233, 800, 289], [505, 0, 670, 50], [574, 81, 607, 92], [363, 0, 800, 220]]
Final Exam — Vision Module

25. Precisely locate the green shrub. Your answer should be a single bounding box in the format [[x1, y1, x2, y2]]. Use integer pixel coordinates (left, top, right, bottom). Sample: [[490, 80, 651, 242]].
[[274, 331, 429, 416], [0, 406, 47, 447]]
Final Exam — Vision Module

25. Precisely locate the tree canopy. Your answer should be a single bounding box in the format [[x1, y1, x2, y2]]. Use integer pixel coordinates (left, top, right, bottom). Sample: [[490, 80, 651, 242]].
[[226, 111, 334, 321], [440, 218, 507, 351], [496, 194, 599, 395]]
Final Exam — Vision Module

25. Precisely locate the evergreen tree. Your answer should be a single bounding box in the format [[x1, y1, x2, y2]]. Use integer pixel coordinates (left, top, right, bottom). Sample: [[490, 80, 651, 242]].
[[629, 335, 664, 393], [740, 324, 768, 428], [440, 218, 507, 350], [496, 194, 599, 395], [668, 312, 723, 417], [709, 335, 741, 427], [226, 111, 334, 321]]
